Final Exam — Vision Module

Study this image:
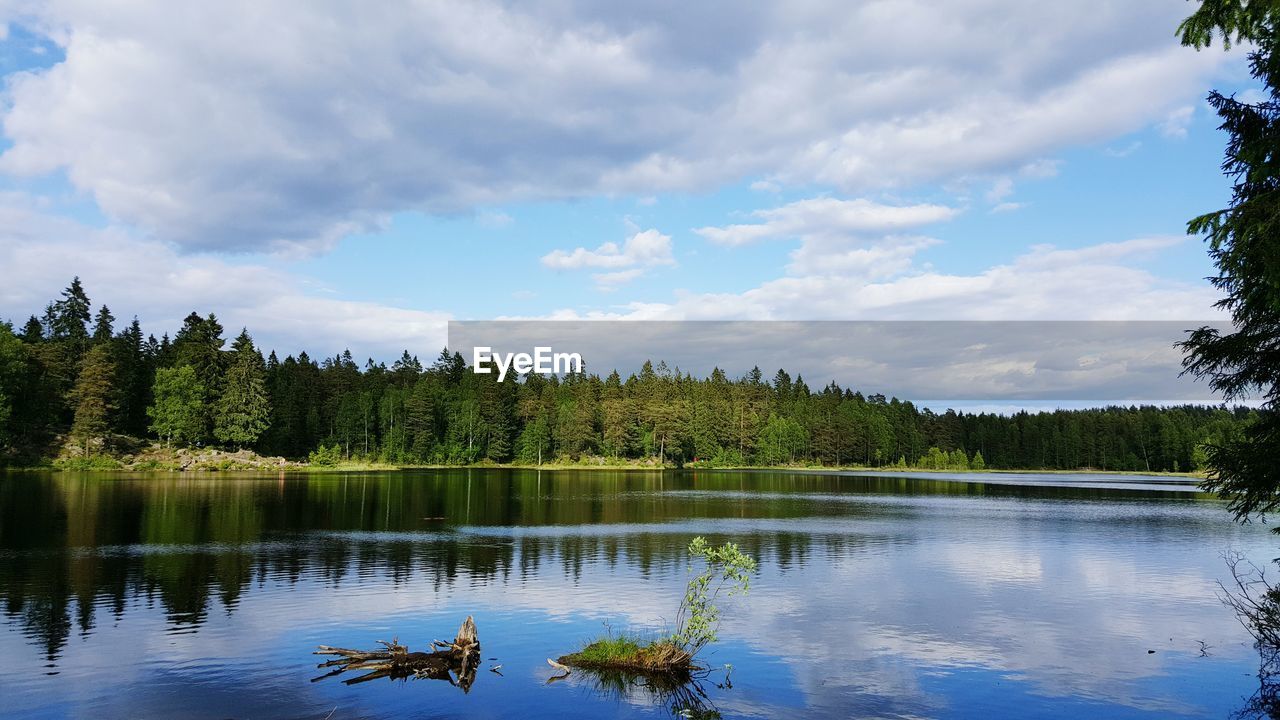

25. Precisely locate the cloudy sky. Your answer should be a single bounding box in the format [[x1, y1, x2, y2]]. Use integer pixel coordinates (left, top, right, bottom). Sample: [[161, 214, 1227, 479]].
[[0, 1, 1255, 362]]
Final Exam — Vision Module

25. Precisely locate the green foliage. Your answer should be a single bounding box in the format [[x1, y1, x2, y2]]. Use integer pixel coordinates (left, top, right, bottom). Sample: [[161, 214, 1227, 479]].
[[91, 305, 114, 344], [755, 413, 807, 465], [173, 312, 226, 440], [308, 443, 343, 466], [214, 331, 271, 448], [1178, 1, 1280, 519], [0, 323, 27, 451], [2, 276, 1263, 472], [53, 454, 123, 471], [1191, 443, 1210, 471], [69, 344, 116, 454], [1177, 0, 1280, 50], [49, 277, 91, 343], [572, 635, 647, 665], [971, 450, 986, 471], [687, 447, 746, 468], [914, 446, 973, 470], [148, 366, 206, 447], [515, 414, 552, 464], [671, 536, 757, 657]]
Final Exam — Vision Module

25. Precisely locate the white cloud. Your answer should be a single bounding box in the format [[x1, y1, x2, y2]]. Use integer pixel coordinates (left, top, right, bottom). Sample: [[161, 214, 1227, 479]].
[[787, 234, 939, 278], [985, 177, 1015, 203], [0, 0, 1234, 252], [542, 235, 1219, 322], [990, 201, 1026, 213], [1157, 104, 1195, 138], [695, 197, 958, 246], [1019, 159, 1061, 179], [591, 268, 646, 292], [1236, 87, 1268, 105], [541, 228, 674, 271], [0, 194, 449, 357], [1104, 141, 1142, 158]]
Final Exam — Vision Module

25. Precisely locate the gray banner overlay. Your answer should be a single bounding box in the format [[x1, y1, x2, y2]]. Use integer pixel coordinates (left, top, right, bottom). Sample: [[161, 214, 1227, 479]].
[[447, 321, 1229, 403]]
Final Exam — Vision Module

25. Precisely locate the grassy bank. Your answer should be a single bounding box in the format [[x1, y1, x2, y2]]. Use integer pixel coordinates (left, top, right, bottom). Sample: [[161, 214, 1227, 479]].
[[4, 445, 1208, 479], [558, 636, 694, 674]]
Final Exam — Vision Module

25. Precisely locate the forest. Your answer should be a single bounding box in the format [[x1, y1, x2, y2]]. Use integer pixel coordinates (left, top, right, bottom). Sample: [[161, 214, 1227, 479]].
[[0, 278, 1253, 472]]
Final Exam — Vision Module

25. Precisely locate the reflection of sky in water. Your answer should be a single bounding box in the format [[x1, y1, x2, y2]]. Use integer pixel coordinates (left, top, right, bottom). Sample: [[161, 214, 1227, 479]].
[[0, 470, 1272, 718]]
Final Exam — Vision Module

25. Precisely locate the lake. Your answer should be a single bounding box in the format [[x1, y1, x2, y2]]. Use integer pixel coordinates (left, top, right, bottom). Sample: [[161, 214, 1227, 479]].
[[0, 469, 1273, 719]]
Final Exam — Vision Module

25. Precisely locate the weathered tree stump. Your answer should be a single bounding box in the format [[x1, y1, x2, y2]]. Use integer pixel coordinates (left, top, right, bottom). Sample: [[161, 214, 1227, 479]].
[[313, 616, 482, 691]]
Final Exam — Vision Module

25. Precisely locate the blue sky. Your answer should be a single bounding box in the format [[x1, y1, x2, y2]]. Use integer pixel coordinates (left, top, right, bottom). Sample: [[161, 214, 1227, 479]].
[[0, 1, 1258, 364]]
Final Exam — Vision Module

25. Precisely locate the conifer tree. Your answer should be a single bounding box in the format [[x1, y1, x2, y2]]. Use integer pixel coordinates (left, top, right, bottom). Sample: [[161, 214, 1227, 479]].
[[1178, 1, 1280, 519], [20, 316, 43, 344], [173, 312, 226, 441], [91, 306, 115, 344], [50, 278, 91, 343], [214, 330, 271, 449], [114, 317, 152, 436], [69, 344, 116, 455], [0, 323, 27, 451]]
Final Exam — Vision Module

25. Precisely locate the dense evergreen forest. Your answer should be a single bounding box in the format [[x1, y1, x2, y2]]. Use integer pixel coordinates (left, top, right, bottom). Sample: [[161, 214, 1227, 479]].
[[0, 279, 1252, 471]]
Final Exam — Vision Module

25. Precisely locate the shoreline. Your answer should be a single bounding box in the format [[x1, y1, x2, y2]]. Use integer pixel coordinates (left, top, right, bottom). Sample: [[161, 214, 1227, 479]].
[[3, 457, 1208, 480]]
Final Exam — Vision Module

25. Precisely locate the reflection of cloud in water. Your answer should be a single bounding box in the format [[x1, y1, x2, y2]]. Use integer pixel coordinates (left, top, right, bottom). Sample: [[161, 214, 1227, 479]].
[[0, 471, 1272, 718], [726, 529, 1253, 717]]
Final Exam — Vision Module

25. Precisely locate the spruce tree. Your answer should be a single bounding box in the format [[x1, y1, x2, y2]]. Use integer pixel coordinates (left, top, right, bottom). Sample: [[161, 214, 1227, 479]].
[[91, 306, 115, 344], [69, 344, 116, 455], [115, 317, 152, 436], [173, 312, 226, 441], [20, 316, 43, 344], [50, 277, 91, 342], [1178, 2, 1280, 520], [214, 330, 271, 449], [0, 323, 27, 451]]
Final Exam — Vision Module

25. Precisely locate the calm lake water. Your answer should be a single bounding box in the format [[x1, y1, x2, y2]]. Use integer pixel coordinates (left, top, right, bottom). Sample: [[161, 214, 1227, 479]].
[[0, 469, 1275, 719]]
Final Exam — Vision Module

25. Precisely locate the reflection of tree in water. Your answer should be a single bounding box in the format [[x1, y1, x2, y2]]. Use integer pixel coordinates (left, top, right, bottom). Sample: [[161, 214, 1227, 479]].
[[1222, 553, 1280, 719], [566, 666, 724, 720], [1235, 646, 1280, 719], [0, 469, 1193, 664]]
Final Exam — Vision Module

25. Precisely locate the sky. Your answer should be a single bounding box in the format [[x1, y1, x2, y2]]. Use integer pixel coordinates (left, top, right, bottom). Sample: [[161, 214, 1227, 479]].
[[0, 1, 1260, 370]]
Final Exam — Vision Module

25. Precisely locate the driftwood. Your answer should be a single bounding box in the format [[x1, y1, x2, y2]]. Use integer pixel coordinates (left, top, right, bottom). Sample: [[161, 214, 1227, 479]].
[[313, 616, 481, 691]]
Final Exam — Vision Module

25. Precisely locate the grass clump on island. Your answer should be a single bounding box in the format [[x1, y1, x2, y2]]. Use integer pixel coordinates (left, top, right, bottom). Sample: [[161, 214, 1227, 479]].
[[558, 537, 757, 674], [563, 634, 694, 672]]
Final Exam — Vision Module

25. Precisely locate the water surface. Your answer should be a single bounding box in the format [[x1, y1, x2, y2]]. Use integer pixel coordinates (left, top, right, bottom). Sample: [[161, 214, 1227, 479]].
[[0, 469, 1272, 718]]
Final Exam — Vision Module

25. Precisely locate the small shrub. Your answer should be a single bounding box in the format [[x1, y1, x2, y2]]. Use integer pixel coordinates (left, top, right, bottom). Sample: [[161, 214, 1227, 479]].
[[55, 455, 123, 471], [308, 443, 343, 467], [671, 536, 757, 657], [130, 459, 173, 471], [560, 537, 757, 674]]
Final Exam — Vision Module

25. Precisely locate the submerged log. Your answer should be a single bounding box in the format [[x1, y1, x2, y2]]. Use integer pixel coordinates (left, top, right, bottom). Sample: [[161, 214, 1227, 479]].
[[313, 616, 482, 691]]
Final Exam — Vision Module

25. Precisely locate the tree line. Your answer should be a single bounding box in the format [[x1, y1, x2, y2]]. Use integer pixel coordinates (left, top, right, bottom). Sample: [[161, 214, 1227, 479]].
[[0, 278, 1253, 471]]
